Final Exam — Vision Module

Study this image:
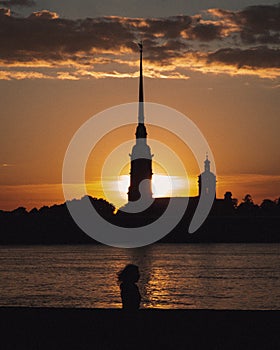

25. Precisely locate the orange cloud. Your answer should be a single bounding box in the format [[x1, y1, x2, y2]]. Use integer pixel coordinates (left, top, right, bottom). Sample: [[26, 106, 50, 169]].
[[29, 10, 58, 20], [0, 70, 51, 80]]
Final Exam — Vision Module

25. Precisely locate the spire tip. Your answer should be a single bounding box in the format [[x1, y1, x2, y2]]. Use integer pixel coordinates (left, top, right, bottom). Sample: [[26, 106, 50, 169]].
[[138, 41, 143, 52]]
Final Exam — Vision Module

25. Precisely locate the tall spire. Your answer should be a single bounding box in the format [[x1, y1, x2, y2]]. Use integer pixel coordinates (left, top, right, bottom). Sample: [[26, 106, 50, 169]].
[[135, 41, 147, 139], [127, 41, 152, 202], [138, 41, 144, 124]]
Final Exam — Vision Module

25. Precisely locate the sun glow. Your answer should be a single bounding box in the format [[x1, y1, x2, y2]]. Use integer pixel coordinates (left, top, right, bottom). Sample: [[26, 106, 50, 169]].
[[113, 174, 190, 207], [117, 174, 182, 198], [86, 172, 199, 209]]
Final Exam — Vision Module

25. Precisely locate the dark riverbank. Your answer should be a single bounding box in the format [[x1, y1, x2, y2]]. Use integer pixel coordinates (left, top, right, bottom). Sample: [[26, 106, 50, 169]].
[[1, 196, 280, 244], [1, 307, 280, 349]]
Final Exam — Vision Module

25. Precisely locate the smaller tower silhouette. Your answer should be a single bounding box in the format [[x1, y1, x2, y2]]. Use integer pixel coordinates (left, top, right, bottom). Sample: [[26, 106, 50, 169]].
[[198, 153, 216, 198]]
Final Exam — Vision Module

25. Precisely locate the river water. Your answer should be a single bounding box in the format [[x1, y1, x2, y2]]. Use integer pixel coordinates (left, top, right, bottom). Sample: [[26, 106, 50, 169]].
[[1, 244, 280, 309]]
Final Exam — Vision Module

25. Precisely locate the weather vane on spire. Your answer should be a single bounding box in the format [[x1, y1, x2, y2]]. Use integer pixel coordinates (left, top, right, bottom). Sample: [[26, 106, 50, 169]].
[[138, 41, 143, 52]]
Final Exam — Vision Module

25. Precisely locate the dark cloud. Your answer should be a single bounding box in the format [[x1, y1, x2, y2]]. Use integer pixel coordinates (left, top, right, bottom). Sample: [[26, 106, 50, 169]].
[[239, 5, 280, 45], [0, 0, 35, 7], [0, 11, 135, 64], [0, 11, 222, 66], [0, 12, 195, 66], [240, 30, 280, 45], [189, 23, 223, 42], [137, 16, 223, 43], [239, 4, 280, 33], [210, 4, 280, 45], [143, 39, 187, 63], [0, 5, 279, 79], [207, 47, 280, 69], [0, 7, 10, 16], [144, 16, 192, 39]]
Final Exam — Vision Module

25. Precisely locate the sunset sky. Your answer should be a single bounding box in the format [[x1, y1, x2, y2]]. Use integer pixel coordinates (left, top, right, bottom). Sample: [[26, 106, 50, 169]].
[[0, 0, 280, 210]]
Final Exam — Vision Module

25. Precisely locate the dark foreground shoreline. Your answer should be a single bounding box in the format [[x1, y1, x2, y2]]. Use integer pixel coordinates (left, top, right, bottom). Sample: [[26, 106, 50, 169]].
[[1, 307, 280, 349]]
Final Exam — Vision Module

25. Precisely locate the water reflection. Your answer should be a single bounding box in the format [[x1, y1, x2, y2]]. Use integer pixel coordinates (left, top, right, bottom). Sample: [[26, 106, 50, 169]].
[[0, 244, 280, 309]]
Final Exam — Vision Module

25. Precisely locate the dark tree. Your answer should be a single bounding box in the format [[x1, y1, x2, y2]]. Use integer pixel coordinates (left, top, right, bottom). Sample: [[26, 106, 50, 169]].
[[237, 194, 259, 215]]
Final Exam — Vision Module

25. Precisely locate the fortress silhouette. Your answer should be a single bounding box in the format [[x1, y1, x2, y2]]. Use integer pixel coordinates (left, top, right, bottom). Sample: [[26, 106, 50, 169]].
[[127, 42, 216, 204], [117, 42, 216, 223]]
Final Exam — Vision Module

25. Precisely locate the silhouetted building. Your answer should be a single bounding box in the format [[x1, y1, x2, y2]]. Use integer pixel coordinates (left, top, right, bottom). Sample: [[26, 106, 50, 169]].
[[198, 154, 216, 199], [127, 42, 153, 202]]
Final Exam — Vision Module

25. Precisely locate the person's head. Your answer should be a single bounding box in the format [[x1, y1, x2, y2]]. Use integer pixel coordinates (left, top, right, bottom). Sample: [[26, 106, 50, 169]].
[[117, 264, 140, 284]]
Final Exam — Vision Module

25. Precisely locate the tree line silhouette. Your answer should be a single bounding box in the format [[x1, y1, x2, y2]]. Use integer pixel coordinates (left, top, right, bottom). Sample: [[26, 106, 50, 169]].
[[0, 193, 279, 244]]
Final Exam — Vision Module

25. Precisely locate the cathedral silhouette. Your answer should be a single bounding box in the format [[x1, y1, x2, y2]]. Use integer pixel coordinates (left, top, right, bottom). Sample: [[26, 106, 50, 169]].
[[127, 42, 153, 202], [126, 43, 216, 205]]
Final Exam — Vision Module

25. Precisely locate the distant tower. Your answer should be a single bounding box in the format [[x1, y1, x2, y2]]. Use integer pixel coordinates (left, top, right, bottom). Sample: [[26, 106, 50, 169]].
[[198, 154, 216, 198], [127, 42, 153, 202]]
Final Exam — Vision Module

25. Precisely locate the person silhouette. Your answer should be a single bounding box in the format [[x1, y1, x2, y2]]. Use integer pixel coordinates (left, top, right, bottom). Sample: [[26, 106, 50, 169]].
[[117, 264, 141, 310]]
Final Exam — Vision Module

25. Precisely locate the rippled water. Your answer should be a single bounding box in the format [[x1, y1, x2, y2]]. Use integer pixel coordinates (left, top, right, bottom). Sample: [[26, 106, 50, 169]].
[[1, 244, 280, 309]]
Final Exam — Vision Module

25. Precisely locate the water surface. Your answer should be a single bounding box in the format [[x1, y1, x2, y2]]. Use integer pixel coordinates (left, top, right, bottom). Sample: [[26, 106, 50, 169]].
[[1, 244, 280, 309]]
